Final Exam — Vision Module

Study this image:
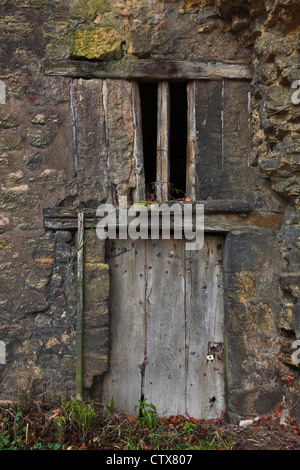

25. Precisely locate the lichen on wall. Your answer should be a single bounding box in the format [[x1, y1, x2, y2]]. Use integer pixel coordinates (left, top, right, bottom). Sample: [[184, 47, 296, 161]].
[[72, 27, 124, 60]]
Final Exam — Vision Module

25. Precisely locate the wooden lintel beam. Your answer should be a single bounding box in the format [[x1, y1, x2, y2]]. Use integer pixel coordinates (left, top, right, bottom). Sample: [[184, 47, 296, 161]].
[[45, 59, 253, 81], [43, 200, 251, 230]]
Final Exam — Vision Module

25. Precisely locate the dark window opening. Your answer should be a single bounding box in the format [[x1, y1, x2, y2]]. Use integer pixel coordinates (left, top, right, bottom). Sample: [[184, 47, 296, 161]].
[[139, 82, 158, 200], [138, 81, 188, 201], [170, 82, 187, 200]]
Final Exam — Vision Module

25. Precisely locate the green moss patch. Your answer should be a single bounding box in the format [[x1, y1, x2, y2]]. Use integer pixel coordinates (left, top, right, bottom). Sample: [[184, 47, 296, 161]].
[[72, 27, 123, 60]]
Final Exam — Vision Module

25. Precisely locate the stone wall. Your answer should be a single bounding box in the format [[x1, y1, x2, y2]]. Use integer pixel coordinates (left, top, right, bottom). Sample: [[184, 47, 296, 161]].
[[0, 0, 299, 423]]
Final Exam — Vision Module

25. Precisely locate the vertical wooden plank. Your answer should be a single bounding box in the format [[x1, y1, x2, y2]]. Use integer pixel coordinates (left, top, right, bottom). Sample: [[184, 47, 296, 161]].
[[156, 81, 170, 201], [185, 236, 225, 419], [71, 79, 109, 202], [105, 79, 135, 199], [223, 80, 251, 165], [194, 80, 223, 200], [102, 238, 146, 415], [222, 80, 253, 199], [143, 239, 186, 416], [132, 81, 145, 201], [186, 81, 196, 200]]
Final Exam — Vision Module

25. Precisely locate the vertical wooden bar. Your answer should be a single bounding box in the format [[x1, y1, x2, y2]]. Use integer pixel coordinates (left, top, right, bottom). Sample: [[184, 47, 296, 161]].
[[76, 211, 84, 400], [186, 81, 196, 200], [132, 81, 146, 201], [156, 81, 170, 201]]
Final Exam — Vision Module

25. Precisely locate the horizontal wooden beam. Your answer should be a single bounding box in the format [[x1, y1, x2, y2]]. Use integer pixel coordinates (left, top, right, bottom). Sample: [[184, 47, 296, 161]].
[[44, 200, 251, 230], [45, 59, 253, 81]]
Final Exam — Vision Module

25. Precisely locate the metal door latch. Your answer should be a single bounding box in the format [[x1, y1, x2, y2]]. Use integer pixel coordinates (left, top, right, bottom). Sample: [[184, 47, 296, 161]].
[[206, 354, 214, 361]]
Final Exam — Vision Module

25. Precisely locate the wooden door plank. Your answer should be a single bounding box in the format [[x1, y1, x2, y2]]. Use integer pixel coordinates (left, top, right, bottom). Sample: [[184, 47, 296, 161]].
[[143, 239, 186, 416], [102, 239, 146, 415], [185, 236, 225, 419]]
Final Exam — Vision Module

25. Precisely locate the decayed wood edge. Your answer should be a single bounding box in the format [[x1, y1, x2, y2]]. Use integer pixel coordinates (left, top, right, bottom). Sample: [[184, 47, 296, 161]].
[[44, 59, 253, 81]]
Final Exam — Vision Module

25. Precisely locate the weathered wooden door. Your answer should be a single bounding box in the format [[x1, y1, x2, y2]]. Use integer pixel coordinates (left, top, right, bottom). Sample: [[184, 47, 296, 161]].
[[102, 235, 225, 419]]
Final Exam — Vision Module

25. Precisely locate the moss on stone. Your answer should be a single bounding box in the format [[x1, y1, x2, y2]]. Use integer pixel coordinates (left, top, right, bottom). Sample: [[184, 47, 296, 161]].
[[43, 20, 73, 60], [0, 132, 21, 151], [70, 0, 108, 21], [72, 27, 123, 60]]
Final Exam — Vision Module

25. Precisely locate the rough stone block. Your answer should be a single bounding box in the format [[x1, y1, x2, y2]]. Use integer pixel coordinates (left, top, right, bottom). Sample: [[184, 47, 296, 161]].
[[253, 386, 285, 416], [0, 273, 19, 294], [0, 115, 20, 129], [12, 216, 40, 231], [228, 301, 272, 334], [72, 27, 123, 60], [83, 327, 109, 356], [25, 272, 50, 292], [0, 215, 10, 233], [23, 153, 44, 170], [27, 130, 55, 149], [0, 131, 21, 151], [84, 300, 109, 328], [70, 0, 108, 21], [55, 242, 73, 263], [0, 192, 40, 211], [279, 307, 294, 332], [84, 230, 105, 263], [15, 0, 46, 7], [280, 273, 300, 299], [82, 354, 108, 388], [226, 332, 247, 389], [224, 231, 268, 273], [288, 248, 300, 272], [55, 231, 73, 244], [225, 272, 256, 301], [12, 295, 49, 316], [34, 257, 55, 268], [23, 233, 55, 255], [83, 262, 110, 302], [0, 14, 32, 36], [292, 302, 300, 337]]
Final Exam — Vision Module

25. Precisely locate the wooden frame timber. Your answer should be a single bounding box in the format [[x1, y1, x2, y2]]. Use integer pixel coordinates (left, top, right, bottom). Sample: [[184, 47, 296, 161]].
[[43, 200, 252, 231], [45, 59, 253, 203], [45, 59, 253, 81]]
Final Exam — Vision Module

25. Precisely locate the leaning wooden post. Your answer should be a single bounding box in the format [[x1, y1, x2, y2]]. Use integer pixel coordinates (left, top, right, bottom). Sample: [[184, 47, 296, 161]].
[[76, 211, 84, 400]]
